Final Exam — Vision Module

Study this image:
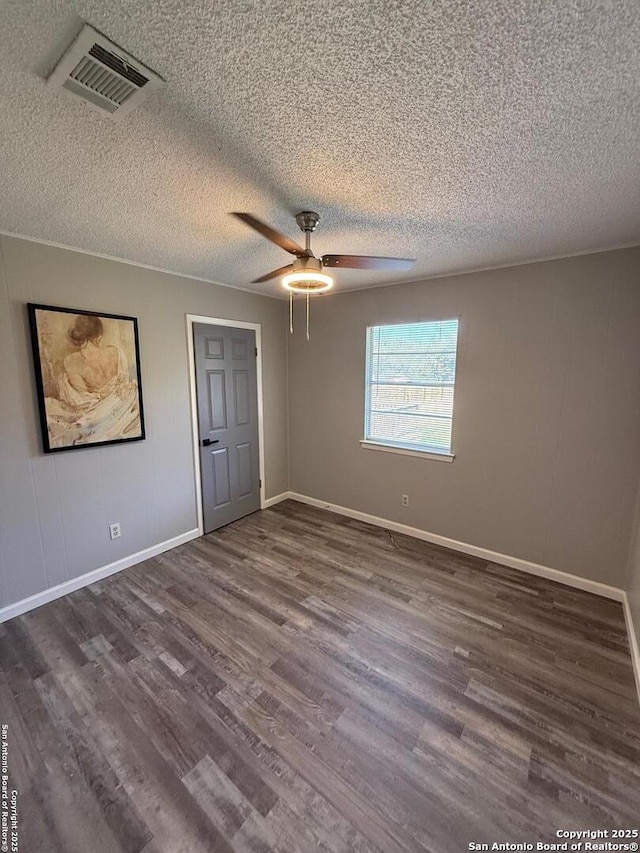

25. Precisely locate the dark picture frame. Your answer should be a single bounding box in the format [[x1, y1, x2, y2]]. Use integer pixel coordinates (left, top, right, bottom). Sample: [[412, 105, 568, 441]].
[[28, 303, 146, 453]]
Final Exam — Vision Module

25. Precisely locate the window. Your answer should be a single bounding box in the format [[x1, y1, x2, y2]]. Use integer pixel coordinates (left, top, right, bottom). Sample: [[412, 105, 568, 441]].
[[364, 319, 459, 458]]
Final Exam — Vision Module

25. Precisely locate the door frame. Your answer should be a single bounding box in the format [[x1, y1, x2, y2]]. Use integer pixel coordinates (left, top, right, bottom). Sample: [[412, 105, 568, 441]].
[[186, 314, 266, 536]]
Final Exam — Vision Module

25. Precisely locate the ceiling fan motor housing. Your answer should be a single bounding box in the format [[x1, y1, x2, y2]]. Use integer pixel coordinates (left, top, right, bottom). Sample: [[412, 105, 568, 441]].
[[293, 256, 322, 273], [284, 255, 334, 293]]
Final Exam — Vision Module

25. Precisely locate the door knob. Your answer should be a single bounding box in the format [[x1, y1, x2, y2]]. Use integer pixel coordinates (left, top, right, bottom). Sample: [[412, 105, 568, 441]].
[[201, 438, 220, 447]]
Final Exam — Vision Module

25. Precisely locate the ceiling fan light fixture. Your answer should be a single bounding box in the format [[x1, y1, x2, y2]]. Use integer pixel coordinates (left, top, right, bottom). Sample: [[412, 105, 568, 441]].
[[281, 270, 335, 294]]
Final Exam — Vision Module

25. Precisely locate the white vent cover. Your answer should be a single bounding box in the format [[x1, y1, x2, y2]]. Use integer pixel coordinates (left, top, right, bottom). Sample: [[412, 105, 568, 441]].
[[48, 25, 164, 120]]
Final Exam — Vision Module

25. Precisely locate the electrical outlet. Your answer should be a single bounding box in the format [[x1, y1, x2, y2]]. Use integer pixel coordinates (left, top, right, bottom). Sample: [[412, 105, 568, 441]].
[[109, 522, 121, 540], [401, 494, 409, 507]]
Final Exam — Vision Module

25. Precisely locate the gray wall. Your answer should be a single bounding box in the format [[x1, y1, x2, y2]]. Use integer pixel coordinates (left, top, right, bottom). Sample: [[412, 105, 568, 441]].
[[0, 235, 287, 610], [3, 236, 640, 613], [288, 247, 640, 587], [627, 490, 640, 666]]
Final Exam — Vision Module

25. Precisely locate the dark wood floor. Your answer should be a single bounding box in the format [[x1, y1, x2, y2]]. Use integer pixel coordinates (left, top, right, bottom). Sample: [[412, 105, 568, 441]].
[[2, 500, 639, 853]]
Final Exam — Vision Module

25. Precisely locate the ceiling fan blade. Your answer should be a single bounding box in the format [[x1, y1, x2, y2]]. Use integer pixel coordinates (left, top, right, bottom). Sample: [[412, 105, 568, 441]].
[[322, 254, 416, 271], [231, 213, 307, 257], [252, 264, 293, 283]]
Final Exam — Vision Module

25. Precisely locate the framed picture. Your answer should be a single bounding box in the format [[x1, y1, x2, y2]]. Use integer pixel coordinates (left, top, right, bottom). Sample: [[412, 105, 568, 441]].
[[28, 303, 146, 453]]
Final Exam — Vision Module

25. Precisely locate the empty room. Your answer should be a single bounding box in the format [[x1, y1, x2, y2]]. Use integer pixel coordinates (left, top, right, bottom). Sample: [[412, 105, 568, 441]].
[[1, 1, 639, 851]]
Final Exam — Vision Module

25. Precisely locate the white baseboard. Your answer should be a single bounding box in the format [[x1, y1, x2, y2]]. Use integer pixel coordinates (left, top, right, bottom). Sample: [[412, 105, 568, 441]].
[[287, 492, 625, 602], [0, 528, 201, 623], [262, 492, 291, 509], [622, 593, 640, 706]]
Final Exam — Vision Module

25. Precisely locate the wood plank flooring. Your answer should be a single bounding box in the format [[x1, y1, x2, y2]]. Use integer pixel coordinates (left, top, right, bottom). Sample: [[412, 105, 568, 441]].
[[1, 500, 639, 852]]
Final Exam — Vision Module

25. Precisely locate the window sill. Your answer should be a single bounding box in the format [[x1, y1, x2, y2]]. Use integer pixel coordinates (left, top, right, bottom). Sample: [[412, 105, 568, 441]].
[[360, 441, 455, 462]]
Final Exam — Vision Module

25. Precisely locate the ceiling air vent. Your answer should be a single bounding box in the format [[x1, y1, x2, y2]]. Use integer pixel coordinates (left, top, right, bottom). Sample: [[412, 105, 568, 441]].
[[48, 25, 164, 120]]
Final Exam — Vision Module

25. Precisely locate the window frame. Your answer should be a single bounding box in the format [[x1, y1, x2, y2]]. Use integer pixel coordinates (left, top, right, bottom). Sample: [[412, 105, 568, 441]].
[[362, 318, 459, 462]]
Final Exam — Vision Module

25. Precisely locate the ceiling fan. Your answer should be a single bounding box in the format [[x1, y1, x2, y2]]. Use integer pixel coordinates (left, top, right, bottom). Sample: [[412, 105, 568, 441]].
[[232, 210, 415, 288], [231, 210, 416, 339]]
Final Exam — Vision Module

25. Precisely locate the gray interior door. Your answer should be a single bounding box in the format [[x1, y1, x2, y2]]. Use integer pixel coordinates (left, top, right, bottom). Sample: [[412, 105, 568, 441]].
[[193, 323, 261, 533]]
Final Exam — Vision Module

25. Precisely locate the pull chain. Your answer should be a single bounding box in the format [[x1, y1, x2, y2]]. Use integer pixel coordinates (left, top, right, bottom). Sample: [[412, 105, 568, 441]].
[[306, 290, 310, 341], [289, 289, 293, 334]]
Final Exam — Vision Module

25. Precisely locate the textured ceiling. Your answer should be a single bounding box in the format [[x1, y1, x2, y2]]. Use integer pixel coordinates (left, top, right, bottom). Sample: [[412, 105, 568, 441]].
[[0, 0, 639, 296]]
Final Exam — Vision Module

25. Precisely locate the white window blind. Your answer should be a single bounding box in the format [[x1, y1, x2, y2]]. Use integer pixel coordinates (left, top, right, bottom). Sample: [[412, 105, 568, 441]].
[[365, 319, 459, 455]]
